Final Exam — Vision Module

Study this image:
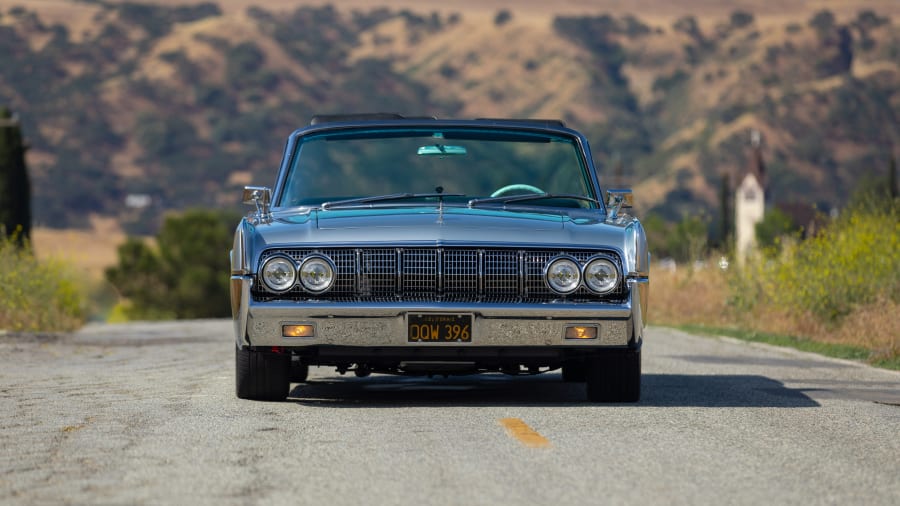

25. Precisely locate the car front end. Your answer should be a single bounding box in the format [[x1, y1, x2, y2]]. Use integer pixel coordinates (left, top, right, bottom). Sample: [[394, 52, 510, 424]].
[[231, 116, 649, 402]]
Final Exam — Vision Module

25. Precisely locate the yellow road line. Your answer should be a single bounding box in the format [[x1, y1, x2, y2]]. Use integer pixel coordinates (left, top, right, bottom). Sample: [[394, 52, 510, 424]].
[[499, 418, 551, 448]]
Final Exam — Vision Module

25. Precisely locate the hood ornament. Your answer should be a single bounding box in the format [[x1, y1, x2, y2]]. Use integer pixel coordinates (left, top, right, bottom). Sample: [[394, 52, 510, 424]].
[[436, 186, 445, 224]]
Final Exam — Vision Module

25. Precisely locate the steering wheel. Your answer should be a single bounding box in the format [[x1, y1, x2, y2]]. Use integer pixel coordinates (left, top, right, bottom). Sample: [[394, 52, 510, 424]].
[[490, 184, 545, 198]]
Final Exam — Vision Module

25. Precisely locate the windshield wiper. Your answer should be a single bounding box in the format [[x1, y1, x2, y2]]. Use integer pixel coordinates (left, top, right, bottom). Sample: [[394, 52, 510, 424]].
[[467, 193, 599, 207], [321, 192, 464, 210]]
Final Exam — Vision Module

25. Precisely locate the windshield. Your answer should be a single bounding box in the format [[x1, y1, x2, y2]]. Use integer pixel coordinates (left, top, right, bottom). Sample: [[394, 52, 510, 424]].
[[277, 127, 597, 209]]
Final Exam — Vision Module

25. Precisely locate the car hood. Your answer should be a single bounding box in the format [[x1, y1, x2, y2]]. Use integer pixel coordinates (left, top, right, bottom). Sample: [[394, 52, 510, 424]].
[[248, 206, 633, 250]]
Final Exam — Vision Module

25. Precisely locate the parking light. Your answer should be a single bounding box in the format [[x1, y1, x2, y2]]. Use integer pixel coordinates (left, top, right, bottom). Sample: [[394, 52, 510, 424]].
[[565, 326, 598, 339], [283, 324, 315, 338]]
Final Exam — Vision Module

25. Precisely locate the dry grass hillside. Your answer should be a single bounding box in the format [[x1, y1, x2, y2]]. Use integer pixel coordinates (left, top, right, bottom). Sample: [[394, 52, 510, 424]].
[[1, 0, 898, 252], [46, 0, 900, 18]]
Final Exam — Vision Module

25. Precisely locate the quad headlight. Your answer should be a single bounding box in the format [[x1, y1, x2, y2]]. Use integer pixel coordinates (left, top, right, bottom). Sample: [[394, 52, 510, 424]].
[[298, 254, 336, 293], [583, 257, 619, 294], [261, 255, 297, 293], [544, 255, 620, 295], [544, 256, 581, 294]]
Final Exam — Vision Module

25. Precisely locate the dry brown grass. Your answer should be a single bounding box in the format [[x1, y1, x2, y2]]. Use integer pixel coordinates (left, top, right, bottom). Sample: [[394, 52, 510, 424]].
[[31, 216, 126, 282], [651, 261, 900, 362], [650, 262, 733, 327]]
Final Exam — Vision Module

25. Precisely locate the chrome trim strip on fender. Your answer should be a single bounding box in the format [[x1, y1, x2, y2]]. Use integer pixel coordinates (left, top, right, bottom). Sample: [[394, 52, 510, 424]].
[[233, 275, 253, 347]]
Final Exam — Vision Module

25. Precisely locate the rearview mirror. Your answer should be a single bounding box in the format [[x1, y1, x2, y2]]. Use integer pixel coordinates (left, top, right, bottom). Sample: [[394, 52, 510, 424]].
[[417, 144, 467, 156]]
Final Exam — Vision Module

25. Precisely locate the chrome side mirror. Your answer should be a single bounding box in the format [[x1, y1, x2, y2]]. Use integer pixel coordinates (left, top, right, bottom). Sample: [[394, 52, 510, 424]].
[[605, 189, 633, 220], [242, 186, 272, 222]]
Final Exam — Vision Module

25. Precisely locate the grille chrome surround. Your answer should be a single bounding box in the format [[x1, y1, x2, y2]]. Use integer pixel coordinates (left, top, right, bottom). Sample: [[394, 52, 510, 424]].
[[253, 247, 627, 303]]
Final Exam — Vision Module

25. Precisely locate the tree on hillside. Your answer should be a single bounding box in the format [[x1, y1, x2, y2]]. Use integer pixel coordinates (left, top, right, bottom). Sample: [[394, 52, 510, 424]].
[[494, 9, 512, 27], [808, 10, 835, 34], [729, 10, 754, 29], [716, 172, 732, 251], [106, 209, 240, 320], [0, 107, 31, 246]]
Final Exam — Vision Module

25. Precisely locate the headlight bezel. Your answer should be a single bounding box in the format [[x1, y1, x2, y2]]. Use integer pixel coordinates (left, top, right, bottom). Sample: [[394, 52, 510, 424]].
[[543, 255, 582, 295], [298, 254, 337, 294], [260, 254, 298, 293], [582, 256, 620, 294]]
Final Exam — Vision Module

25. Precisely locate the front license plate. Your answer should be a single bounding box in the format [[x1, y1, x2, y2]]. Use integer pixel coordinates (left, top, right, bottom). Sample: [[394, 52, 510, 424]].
[[408, 314, 473, 343]]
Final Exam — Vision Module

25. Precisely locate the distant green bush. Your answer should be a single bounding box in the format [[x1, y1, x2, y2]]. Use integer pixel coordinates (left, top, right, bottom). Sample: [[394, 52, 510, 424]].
[[754, 207, 800, 254], [731, 205, 899, 322], [494, 9, 512, 27], [808, 9, 835, 35], [225, 42, 265, 85], [114, 2, 221, 38], [642, 212, 711, 262], [651, 70, 689, 94], [779, 207, 898, 319], [106, 209, 240, 320], [0, 235, 84, 332], [730, 10, 754, 29]]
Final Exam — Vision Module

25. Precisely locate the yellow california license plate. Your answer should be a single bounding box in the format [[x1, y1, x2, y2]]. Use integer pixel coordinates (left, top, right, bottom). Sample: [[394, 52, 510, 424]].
[[407, 314, 473, 343]]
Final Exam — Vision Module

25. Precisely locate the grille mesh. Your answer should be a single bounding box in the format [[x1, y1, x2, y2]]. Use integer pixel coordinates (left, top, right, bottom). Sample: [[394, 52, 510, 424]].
[[254, 247, 627, 303]]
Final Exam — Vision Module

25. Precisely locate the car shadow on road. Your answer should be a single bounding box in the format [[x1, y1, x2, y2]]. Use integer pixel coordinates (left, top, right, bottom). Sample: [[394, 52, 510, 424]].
[[288, 373, 820, 408]]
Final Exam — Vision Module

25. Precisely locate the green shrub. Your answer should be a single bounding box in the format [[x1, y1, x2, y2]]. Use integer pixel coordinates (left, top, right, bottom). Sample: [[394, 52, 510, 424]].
[[775, 208, 899, 320], [0, 235, 85, 332], [754, 207, 800, 254], [642, 212, 711, 262], [106, 209, 240, 320], [494, 9, 512, 27], [730, 10, 754, 29], [731, 206, 899, 322]]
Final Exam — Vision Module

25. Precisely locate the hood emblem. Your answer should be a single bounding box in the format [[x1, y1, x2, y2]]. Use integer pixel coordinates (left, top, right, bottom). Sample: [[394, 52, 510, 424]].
[[436, 186, 445, 224]]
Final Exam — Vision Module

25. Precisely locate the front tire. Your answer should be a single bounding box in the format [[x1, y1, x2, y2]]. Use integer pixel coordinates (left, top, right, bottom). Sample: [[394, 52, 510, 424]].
[[585, 350, 641, 403], [236, 347, 290, 401]]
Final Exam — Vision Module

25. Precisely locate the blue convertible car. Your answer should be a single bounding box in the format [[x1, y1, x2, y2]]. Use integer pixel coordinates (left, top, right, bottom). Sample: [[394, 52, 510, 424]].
[[231, 114, 649, 402]]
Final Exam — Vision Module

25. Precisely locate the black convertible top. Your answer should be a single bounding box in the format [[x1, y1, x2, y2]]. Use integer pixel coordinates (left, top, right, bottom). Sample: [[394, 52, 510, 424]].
[[309, 113, 565, 128]]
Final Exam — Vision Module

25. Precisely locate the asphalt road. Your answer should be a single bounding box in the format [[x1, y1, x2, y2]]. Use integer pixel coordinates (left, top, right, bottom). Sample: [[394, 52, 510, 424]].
[[1, 320, 898, 505]]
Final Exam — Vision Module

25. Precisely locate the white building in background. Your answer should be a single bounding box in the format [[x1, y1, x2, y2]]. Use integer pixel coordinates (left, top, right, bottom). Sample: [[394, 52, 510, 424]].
[[735, 130, 766, 263], [125, 194, 152, 209]]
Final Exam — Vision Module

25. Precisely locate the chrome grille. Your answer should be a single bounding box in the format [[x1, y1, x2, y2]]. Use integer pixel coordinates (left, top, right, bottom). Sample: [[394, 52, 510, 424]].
[[444, 249, 478, 299], [360, 248, 396, 297], [484, 250, 519, 297], [330, 249, 356, 294], [254, 247, 627, 303], [402, 249, 437, 296]]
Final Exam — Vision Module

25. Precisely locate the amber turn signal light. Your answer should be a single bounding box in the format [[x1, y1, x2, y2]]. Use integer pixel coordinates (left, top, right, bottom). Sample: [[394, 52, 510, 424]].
[[283, 324, 315, 338], [565, 326, 598, 339]]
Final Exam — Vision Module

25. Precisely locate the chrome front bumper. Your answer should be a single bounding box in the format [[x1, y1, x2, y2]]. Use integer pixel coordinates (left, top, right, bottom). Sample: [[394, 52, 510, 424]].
[[232, 275, 647, 349]]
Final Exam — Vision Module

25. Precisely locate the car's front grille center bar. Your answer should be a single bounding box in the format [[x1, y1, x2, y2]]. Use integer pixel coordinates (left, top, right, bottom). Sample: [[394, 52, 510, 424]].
[[256, 247, 627, 303], [518, 250, 526, 297], [354, 249, 362, 294], [436, 248, 443, 295], [477, 249, 485, 298]]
